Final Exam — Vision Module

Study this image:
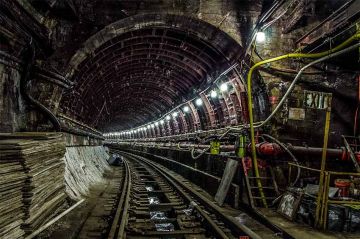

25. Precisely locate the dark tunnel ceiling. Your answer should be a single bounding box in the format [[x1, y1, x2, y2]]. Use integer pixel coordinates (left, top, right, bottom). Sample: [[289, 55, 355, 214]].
[[61, 14, 243, 132]]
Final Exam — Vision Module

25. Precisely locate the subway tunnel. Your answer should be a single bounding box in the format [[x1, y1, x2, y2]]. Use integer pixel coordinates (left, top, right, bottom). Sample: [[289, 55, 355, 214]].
[[0, 0, 360, 238]]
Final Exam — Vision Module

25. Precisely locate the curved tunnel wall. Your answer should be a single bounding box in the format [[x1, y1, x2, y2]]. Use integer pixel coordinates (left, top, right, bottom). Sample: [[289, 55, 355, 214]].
[[60, 14, 265, 135]]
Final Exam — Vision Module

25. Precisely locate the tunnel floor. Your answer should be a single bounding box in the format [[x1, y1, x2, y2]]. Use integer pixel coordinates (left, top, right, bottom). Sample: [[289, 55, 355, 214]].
[[34, 160, 360, 239], [37, 166, 123, 239], [258, 208, 360, 239]]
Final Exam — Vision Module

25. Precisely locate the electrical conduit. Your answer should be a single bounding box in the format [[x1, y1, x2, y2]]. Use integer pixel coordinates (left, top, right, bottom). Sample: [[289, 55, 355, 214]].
[[247, 33, 360, 207]]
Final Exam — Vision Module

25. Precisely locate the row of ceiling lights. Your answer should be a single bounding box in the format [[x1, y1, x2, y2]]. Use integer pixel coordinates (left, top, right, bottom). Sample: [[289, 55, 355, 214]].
[[104, 82, 230, 137], [105, 32, 267, 137]]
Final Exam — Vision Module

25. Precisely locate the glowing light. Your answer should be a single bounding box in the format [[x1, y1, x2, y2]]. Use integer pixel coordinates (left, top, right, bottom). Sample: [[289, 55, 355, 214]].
[[166, 115, 171, 120], [220, 83, 228, 92], [195, 98, 203, 106], [256, 31, 266, 43], [155, 122, 159, 126], [151, 124, 155, 128], [183, 105, 190, 112], [160, 119, 165, 124], [147, 125, 151, 129], [172, 112, 178, 118], [210, 90, 217, 98]]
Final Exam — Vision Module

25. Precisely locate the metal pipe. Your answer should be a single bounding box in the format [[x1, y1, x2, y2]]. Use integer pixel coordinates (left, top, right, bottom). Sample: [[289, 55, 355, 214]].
[[34, 66, 72, 86], [246, 37, 360, 207], [61, 124, 104, 140], [0, 50, 23, 64], [36, 72, 71, 89], [58, 113, 102, 135], [118, 141, 350, 159], [295, 0, 354, 45], [262, 134, 300, 186], [20, 39, 61, 131]]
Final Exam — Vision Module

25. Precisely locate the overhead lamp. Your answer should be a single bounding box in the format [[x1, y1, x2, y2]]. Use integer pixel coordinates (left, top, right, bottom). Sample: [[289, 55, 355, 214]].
[[210, 90, 217, 98], [195, 98, 203, 106], [220, 83, 228, 92], [151, 124, 155, 128], [256, 31, 266, 43], [147, 125, 151, 129], [183, 105, 190, 112], [155, 121, 159, 126], [160, 119, 165, 124], [142, 127, 146, 131], [166, 115, 171, 120], [172, 112, 178, 118]]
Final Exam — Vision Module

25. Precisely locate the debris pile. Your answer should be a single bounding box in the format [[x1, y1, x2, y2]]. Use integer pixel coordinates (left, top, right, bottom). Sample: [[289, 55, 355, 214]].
[[0, 133, 66, 237]]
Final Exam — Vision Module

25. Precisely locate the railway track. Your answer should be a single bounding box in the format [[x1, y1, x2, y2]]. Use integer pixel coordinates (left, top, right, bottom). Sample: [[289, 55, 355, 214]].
[[103, 149, 293, 239]]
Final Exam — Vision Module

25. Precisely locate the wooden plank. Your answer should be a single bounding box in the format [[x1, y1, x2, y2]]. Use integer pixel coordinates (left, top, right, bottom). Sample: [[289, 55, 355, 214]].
[[214, 158, 239, 206]]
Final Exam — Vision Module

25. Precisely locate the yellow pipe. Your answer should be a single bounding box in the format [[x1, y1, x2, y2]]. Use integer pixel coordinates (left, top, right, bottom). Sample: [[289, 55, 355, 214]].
[[315, 108, 332, 227], [247, 33, 360, 207]]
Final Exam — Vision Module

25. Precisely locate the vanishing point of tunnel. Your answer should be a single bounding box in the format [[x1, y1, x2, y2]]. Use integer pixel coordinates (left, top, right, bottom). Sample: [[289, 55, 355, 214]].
[[1, 0, 360, 239]]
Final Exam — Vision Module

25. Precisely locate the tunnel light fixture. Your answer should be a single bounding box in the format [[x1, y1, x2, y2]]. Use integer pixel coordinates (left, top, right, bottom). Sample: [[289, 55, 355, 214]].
[[183, 105, 190, 113], [256, 31, 266, 43], [142, 127, 146, 131], [160, 119, 165, 124], [172, 112, 178, 118], [151, 124, 155, 128], [195, 98, 203, 106], [220, 83, 228, 92], [166, 115, 171, 121], [155, 121, 159, 126], [210, 90, 217, 98], [147, 125, 151, 129]]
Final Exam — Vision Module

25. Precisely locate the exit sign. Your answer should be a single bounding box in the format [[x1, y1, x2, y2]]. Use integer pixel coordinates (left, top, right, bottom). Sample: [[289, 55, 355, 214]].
[[304, 90, 332, 110]]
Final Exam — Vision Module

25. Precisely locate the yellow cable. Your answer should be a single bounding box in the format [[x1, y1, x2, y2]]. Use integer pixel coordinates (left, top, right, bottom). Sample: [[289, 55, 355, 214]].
[[247, 33, 360, 208]]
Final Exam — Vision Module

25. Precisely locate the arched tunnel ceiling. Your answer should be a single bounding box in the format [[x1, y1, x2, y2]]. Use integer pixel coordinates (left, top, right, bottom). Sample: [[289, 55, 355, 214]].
[[61, 14, 243, 132]]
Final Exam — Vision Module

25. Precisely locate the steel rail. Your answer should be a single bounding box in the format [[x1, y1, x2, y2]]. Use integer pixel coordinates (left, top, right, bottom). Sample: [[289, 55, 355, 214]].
[[107, 158, 131, 239], [116, 150, 264, 239], [123, 153, 231, 238], [114, 147, 296, 239]]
